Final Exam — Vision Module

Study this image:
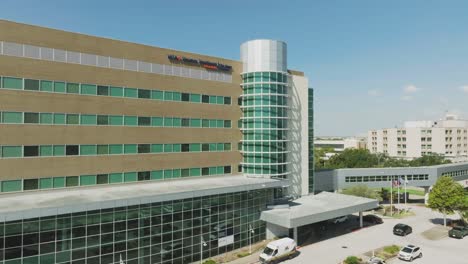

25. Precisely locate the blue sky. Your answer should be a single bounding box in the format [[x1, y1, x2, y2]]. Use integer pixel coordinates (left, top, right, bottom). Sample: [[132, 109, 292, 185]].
[[2, 0, 468, 136]]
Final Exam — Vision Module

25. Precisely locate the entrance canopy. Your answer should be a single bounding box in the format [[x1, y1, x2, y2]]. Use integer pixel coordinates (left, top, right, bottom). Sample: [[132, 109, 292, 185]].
[[261, 192, 379, 228]]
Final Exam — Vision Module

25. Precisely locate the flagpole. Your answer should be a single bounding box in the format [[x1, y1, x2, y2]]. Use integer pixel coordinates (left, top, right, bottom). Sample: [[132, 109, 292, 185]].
[[404, 175, 407, 206], [390, 175, 393, 216], [397, 177, 400, 206]]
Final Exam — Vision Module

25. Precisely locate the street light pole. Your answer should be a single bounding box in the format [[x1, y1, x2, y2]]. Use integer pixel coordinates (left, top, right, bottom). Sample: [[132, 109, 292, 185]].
[[249, 224, 255, 254], [200, 237, 207, 264]]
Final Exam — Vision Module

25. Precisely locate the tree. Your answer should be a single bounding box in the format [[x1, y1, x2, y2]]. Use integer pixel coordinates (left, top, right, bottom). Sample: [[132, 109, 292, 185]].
[[409, 154, 451, 167], [427, 176, 466, 226], [341, 185, 381, 200]]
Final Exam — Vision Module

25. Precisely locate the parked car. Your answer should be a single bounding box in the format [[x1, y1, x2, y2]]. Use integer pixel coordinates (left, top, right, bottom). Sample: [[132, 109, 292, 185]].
[[393, 223, 412, 236], [330, 215, 348, 224], [398, 245, 422, 262], [367, 256, 386, 264], [363, 214, 383, 224], [448, 225, 468, 239]]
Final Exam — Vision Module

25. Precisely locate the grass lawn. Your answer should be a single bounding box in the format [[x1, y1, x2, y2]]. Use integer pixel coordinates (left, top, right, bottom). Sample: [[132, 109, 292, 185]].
[[378, 187, 425, 196]]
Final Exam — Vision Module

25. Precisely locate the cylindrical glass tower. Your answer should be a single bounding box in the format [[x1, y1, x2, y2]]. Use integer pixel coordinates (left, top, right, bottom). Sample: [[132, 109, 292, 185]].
[[240, 40, 290, 178]]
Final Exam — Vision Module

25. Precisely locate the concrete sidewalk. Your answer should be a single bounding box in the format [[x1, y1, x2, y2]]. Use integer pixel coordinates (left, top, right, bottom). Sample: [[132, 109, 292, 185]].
[[225, 251, 261, 264]]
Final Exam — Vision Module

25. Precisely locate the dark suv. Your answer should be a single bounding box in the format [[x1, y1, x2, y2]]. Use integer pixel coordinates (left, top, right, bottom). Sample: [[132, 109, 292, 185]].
[[393, 223, 412, 236]]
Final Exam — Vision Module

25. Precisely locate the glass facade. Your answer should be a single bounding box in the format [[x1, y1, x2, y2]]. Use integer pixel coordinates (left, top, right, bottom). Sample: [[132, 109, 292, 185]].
[[308, 88, 314, 193], [0, 189, 274, 264], [240, 72, 289, 177]]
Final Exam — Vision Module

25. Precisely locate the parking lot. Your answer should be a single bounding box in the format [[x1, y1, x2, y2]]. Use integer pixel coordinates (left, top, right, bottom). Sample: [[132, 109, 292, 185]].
[[277, 205, 468, 264]]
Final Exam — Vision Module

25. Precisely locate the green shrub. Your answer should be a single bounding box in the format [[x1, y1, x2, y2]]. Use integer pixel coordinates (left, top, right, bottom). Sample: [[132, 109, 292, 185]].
[[202, 260, 216, 264], [344, 256, 361, 264], [383, 245, 400, 255], [237, 252, 251, 258]]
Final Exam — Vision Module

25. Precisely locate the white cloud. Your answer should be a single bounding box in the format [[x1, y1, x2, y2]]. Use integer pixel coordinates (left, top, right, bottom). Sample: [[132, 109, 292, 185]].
[[401, 95, 412, 101], [459, 85, 468, 94], [403, 84, 421, 94], [367, 89, 380, 96]]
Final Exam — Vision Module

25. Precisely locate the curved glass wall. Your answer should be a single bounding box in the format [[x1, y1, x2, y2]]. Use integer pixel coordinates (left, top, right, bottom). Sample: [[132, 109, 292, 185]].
[[240, 71, 290, 177]]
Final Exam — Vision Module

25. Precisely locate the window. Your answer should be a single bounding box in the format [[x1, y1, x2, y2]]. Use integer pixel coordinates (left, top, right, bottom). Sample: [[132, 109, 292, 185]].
[[202, 119, 210, 128], [97, 174, 109, 184], [181, 144, 190, 152], [173, 92, 181, 101], [138, 89, 151, 99], [40, 145, 53, 156], [224, 166, 231, 173], [24, 146, 39, 157], [138, 171, 150, 181], [97, 85, 109, 96], [81, 114, 97, 125], [151, 117, 163, 127], [164, 91, 173, 100], [80, 175, 96, 186], [80, 145, 96, 155], [109, 115, 123, 126], [189, 144, 201, 152], [40, 80, 53, 92], [164, 144, 173, 153], [66, 114, 79, 124], [53, 145, 65, 156], [24, 79, 39, 91], [138, 144, 150, 154], [124, 88, 138, 98], [124, 116, 137, 126], [2, 180, 22, 192], [110, 86, 124, 97], [66, 176, 79, 187], [202, 167, 210, 176], [54, 82, 66, 93], [181, 93, 190, 102], [190, 94, 201, 103], [151, 90, 164, 100], [24, 179, 39, 190], [190, 119, 201, 127], [224, 97, 231, 105], [202, 95, 210, 103], [2, 77, 22, 89], [24, 112, 39, 123], [2, 112, 22, 123], [181, 118, 190, 127], [124, 144, 137, 154], [2, 146, 22, 158], [66, 145, 79, 155], [109, 144, 123, 154], [138, 117, 151, 126], [66, 83, 80, 94], [224, 120, 232, 128], [202, 143, 209, 151], [53, 113, 66, 124], [81, 84, 97, 95], [39, 113, 53, 124], [97, 145, 109, 155], [151, 144, 163, 153]]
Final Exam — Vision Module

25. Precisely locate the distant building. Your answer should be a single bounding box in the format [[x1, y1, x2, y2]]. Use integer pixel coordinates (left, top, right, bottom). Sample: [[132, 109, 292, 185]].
[[368, 114, 468, 162], [315, 137, 366, 159]]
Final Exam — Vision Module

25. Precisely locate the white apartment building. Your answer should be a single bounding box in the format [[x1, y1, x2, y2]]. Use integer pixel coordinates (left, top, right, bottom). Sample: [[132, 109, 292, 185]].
[[315, 137, 367, 152], [368, 115, 468, 162]]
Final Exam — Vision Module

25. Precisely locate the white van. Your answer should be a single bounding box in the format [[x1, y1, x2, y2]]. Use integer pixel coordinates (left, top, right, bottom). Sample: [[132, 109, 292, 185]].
[[259, 238, 297, 264]]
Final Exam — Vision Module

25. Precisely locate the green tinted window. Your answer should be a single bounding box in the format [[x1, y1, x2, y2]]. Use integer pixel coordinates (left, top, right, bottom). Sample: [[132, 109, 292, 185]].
[[164, 144, 173, 153], [24, 79, 39, 91], [202, 119, 210, 128], [66, 114, 79, 124], [110, 86, 124, 97], [173, 169, 181, 178], [190, 94, 201, 103], [151, 171, 163, 180], [173, 144, 181, 152], [164, 169, 173, 179], [80, 145, 96, 155], [209, 96, 217, 104], [2, 112, 22, 123], [216, 96, 224, 104], [39, 178, 53, 189], [152, 117, 163, 127], [124, 144, 137, 154], [97, 115, 109, 125], [151, 90, 164, 100], [2, 180, 22, 192], [217, 120, 224, 128], [54, 113, 66, 124], [209, 120, 217, 128], [81, 115, 97, 125], [80, 175, 96, 186], [190, 168, 201, 177], [2, 77, 22, 89], [40, 113, 53, 124], [40, 145, 53, 156], [190, 119, 201, 127], [66, 83, 79, 94], [53, 177, 65, 188], [173, 118, 181, 127], [189, 144, 201, 152], [181, 169, 190, 177], [209, 143, 217, 151], [124, 172, 137, 182], [164, 91, 173, 100], [217, 143, 224, 151], [54, 82, 66, 93], [80, 84, 97, 95], [224, 143, 231, 151], [151, 144, 163, 153], [124, 116, 137, 126], [124, 88, 138, 98], [164, 117, 173, 127], [209, 167, 217, 175], [40, 80, 54, 92], [53, 145, 65, 156], [109, 144, 123, 154], [109, 115, 123, 126], [2, 146, 22, 158], [173, 92, 181, 101], [109, 173, 123, 183], [224, 120, 232, 128]]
